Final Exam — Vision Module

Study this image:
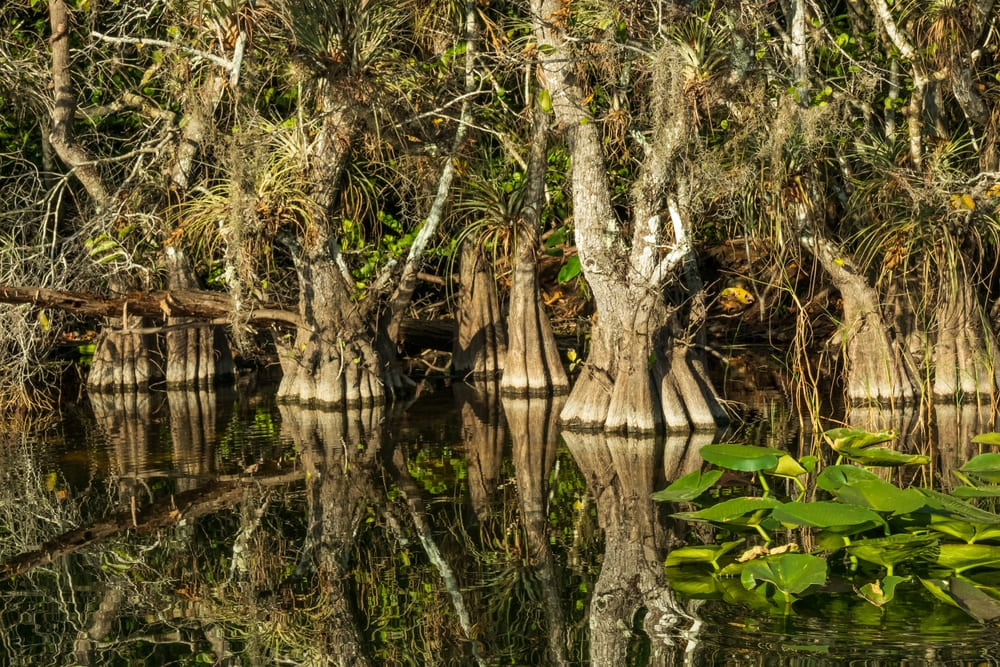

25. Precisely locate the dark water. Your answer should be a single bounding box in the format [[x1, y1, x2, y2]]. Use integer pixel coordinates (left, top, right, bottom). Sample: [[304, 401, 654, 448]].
[[1, 383, 998, 666]]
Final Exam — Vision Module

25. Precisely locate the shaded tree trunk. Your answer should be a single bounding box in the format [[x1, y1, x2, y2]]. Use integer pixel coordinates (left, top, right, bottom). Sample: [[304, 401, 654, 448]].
[[453, 242, 506, 380], [164, 248, 235, 389], [455, 380, 506, 521]]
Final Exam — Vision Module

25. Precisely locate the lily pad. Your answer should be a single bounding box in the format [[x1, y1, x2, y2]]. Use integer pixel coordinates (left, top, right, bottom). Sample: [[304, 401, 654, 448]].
[[971, 432, 1000, 446], [856, 575, 908, 607], [665, 539, 745, 570], [936, 544, 1000, 574], [816, 464, 883, 492], [740, 553, 827, 603], [823, 427, 897, 452], [960, 453, 1000, 483], [828, 478, 927, 515], [845, 534, 939, 576], [652, 469, 723, 502], [672, 496, 782, 524], [925, 516, 1000, 544], [698, 444, 783, 472], [836, 446, 930, 467], [771, 501, 884, 531]]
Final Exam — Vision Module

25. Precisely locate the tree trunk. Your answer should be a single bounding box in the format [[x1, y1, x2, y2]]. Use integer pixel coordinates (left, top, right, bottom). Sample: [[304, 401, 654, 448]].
[[87, 323, 164, 392], [275, 237, 407, 406], [502, 105, 569, 396], [799, 214, 918, 406], [164, 248, 235, 389], [453, 242, 506, 380], [455, 380, 506, 521], [563, 431, 695, 664], [932, 256, 998, 401], [530, 2, 724, 432]]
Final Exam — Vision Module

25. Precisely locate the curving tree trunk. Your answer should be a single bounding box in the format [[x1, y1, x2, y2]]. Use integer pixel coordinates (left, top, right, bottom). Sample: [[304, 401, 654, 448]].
[[799, 211, 919, 406], [502, 105, 569, 396]]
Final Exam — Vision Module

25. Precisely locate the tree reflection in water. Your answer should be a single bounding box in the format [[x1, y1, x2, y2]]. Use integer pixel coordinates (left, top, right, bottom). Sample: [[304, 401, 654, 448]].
[[5, 388, 1000, 664]]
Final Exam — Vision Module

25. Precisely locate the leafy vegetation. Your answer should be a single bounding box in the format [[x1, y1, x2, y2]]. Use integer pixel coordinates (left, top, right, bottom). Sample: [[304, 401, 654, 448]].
[[656, 427, 1000, 619]]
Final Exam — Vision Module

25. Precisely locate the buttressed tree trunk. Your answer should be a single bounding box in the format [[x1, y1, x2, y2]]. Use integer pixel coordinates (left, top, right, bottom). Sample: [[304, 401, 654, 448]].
[[278, 403, 381, 666], [563, 431, 695, 663], [530, 1, 725, 433], [164, 248, 235, 389], [275, 234, 405, 406], [453, 242, 507, 380], [931, 251, 998, 401], [501, 106, 570, 396], [798, 201, 918, 406]]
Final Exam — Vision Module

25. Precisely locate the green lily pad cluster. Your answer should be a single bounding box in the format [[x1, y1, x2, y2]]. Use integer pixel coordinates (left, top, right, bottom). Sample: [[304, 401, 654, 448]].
[[653, 429, 1000, 619]]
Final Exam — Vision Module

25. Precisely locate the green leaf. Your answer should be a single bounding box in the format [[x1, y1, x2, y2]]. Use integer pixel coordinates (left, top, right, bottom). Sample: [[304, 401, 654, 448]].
[[857, 575, 908, 607], [664, 539, 745, 569], [538, 88, 553, 114], [829, 478, 927, 515], [920, 488, 1000, 525], [672, 496, 781, 524], [936, 544, 1000, 574], [740, 553, 827, 598], [698, 443, 783, 472], [816, 464, 883, 492], [771, 501, 884, 531], [960, 453, 1000, 483], [846, 534, 939, 574], [836, 445, 930, 467], [557, 255, 581, 283], [651, 469, 723, 502], [823, 427, 897, 451], [972, 433, 1000, 446], [951, 486, 1000, 498], [926, 516, 1000, 544]]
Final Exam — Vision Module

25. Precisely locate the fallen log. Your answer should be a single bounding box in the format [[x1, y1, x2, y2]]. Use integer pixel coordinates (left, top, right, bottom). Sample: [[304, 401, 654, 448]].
[[0, 285, 302, 329]]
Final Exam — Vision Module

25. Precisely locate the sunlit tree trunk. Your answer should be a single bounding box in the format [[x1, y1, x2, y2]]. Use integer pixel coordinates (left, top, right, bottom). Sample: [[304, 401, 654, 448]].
[[530, 1, 725, 433], [502, 105, 569, 395]]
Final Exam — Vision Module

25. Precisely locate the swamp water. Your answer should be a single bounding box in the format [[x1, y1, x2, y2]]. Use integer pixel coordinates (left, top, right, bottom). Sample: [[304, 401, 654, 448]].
[[1, 384, 999, 665]]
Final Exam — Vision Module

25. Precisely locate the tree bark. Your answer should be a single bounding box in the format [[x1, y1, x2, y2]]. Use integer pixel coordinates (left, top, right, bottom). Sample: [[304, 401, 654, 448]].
[[278, 403, 383, 666], [502, 105, 570, 396], [164, 248, 235, 388], [275, 237, 407, 407], [530, 2, 724, 432], [563, 431, 695, 664], [931, 255, 998, 401], [453, 242, 507, 380]]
